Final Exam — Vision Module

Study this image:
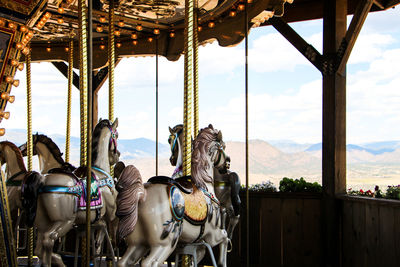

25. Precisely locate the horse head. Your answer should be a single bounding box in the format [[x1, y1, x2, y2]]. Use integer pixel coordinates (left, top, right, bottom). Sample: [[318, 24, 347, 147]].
[[168, 124, 183, 166], [92, 118, 120, 170], [191, 124, 230, 189]]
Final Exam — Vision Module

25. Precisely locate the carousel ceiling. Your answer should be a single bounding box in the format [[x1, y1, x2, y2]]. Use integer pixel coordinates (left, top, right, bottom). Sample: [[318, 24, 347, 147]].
[[1, 0, 399, 69]]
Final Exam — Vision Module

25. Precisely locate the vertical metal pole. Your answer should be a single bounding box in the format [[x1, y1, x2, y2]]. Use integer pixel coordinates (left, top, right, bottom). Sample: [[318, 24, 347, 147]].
[[155, 37, 159, 176], [244, 1, 249, 267], [183, 0, 194, 177], [66, 40, 73, 163], [183, 0, 195, 265], [26, 46, 34, 267], [78, 0, 89, 265], [86, 0, 93, 266], [193, 2, 199, 138], [109, 0, 115, 177]]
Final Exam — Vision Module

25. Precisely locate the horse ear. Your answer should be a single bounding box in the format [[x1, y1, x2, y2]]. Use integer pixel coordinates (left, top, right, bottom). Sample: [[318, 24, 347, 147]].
[[217, 130, 223, 142], [112, 118, 119, 130], [169, 126, 173, 134], [99, 117, 102, 123], [208, 124, 214, 130]]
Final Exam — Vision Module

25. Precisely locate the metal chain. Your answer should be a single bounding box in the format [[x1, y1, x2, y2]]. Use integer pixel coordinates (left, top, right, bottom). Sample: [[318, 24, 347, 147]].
[[66, 40, 73, 163], [26, 46, 34, 267]]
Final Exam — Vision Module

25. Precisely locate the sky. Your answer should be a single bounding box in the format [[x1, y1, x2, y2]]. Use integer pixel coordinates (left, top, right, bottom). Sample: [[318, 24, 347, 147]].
[[3, 6, 400, 145]]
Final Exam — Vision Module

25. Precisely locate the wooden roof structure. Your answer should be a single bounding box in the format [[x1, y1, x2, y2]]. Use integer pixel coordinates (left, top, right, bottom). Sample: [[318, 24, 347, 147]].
[[1, 0, 398, 69]]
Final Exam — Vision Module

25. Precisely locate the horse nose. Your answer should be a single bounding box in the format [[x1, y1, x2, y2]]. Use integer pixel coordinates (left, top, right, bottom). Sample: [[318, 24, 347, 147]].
[[225, 156, 231, 169]]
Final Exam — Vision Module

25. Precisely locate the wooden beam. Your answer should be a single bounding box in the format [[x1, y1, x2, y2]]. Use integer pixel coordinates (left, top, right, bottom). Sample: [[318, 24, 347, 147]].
[[91, 58, 121, 127], [322, 0, 347, 266], [52, 62, 80, 90], [336, 0, 373, 74], [270, 17, 324, 72]]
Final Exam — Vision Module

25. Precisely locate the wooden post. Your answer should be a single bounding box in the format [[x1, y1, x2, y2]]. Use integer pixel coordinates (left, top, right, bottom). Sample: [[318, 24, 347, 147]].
[[322, 0, 347, 266]]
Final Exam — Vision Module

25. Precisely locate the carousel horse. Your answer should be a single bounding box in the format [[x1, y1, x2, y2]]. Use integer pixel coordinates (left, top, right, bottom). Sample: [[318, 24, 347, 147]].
[[19, 134, 75, 175], [168, 124, 241, 239], [117, 124, 231, 267], [0, 141, 28, 214], [22, 118, 120, 267]]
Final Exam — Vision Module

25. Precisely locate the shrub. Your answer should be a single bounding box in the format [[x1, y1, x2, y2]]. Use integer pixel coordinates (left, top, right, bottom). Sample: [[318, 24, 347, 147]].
[[385, 185, 400, 200], [279, 177, 322, 193]]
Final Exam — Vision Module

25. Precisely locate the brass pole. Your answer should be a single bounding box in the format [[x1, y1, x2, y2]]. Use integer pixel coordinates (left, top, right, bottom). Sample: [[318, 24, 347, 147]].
[[65, 40, 73, 163], [156, 37, 159, 176], [193, 1, 199, 139], [87, 0, 94, 265], [109, 0, 115, 178], [78, 0, 89, 265], [245, 1, 249, 267], [26, 46, 34, 267], [183, 0, 194, 177]]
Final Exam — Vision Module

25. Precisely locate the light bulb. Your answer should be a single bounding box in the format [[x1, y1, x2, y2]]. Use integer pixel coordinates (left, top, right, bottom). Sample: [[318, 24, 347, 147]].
[[20, 25, 28, 33], [10, 59, 19, 67], [136, 25, 143, 31], [153, 28, 160, 35], [100, 44, 105, 50], [148, 37, 153, 42], [116, 42, 122, 48], [118, 20, 125, 27], [131, 33, 138, 39], [18, 63, 24, 71], [46, 47, 51, 52], [1, 112, 10, 120], [12, 79, 20, 87], [229, 10, 237, 17], [96, 25, 103, 32], [57, 18, 64, 24], [58, 7, 64, 13], [5, 76, 13, 83], [0, 129, 5, 136], [114, 30, 120, 36], [208, 21, 215, 28], [8, 22, 17, 30], [169, 31, 175, 38], [99, 16, 106, 23], [132, 40, 138, 45]]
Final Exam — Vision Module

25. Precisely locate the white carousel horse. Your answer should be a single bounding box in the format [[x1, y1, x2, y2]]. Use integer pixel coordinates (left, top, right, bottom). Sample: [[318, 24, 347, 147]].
[[19, 134, 75, 174], [0, 141, 28, 214], [117, 124, 230, 267], [22, 118, 120, 267], [168, 124, 240, 239]]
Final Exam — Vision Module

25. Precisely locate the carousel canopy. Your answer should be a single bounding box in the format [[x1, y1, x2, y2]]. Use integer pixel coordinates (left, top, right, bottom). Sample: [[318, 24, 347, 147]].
[[1, 0, 399, 69]]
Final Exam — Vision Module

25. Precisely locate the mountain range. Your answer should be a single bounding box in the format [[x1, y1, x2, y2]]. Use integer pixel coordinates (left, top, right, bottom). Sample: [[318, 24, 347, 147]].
[[2, 129, 399, 189]]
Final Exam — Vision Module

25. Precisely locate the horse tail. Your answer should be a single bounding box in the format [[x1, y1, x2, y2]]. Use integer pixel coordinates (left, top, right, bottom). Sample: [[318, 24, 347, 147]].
[[21, 171, 43, 227], [229, 172, 241, 216], [115, 165, 146, 240]]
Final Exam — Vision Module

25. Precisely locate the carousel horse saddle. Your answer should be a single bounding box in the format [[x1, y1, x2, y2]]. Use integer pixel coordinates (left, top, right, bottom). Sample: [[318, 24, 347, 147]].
[[182, 185, 208, 225], [147, 176, 208, 224], [147, 176, 193, 194], [73, 166, 102, 210]]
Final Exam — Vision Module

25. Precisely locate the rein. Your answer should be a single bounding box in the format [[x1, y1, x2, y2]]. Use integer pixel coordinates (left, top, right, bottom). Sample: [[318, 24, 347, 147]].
[[6, 170, 26, 186]]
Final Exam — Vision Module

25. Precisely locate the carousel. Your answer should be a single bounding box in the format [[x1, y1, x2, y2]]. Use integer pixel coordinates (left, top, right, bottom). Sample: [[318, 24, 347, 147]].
[[0, 0, 399, 266]]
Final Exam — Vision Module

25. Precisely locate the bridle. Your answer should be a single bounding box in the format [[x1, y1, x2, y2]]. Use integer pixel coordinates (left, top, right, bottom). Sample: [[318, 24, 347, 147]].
[[108, 126, 118, 154]]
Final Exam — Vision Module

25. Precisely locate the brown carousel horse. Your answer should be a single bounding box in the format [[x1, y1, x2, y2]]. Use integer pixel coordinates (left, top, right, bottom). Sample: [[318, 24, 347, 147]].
[[168, 124, 241, 240], [116, 125, 231, 267], [22, 118, 120, 267]]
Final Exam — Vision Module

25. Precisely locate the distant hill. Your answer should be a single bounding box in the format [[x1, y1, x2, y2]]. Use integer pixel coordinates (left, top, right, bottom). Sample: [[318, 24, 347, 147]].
[[2, 129, 399, 188]]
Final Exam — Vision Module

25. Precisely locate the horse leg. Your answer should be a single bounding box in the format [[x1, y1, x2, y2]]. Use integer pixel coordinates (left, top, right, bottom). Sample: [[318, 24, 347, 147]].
[[226, 215, 239, 239], [42, 220, 74, 267], [140, 246, 164, 267], [217, 230, 229, 267]]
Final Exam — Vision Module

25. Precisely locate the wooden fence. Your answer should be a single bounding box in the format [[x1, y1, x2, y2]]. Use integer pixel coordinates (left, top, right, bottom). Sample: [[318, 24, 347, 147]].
[[226, 191, 322, 267], [339, 195, 400, 267]]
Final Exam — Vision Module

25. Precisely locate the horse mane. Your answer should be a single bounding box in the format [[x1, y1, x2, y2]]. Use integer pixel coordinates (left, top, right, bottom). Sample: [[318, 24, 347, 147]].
[[33, 134, 65, 165], [92, 119, 112, 164], [0, 141, 27, 173], [115, 165, 146, 240], [171, 124, 183, 134], [191, 125, 220, 189]]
